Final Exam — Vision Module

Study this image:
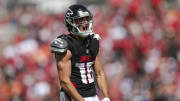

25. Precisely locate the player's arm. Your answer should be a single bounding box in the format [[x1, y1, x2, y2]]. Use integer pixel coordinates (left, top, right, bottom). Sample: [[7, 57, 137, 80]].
[[51, 38, 84, 101], [55, 51, 84, 101], [94, 52, 110, 101]]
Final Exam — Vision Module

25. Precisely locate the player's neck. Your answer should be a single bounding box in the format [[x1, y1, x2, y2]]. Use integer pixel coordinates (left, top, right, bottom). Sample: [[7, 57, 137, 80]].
[[71, 34, 87, 42]]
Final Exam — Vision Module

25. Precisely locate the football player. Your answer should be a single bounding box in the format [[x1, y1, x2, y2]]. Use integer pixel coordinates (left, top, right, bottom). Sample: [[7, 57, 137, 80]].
[[51, 4, 110, 101]]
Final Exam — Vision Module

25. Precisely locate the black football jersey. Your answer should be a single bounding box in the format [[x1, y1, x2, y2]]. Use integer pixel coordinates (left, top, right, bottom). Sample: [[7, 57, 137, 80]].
[[57, 34, 99, 97]]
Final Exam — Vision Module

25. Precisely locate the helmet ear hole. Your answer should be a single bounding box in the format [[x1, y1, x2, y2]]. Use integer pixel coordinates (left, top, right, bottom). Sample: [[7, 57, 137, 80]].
[[65, 22, 72, 32]]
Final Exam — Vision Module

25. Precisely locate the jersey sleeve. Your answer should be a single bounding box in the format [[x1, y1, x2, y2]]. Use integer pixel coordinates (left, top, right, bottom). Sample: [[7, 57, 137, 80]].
[[91, 34, 100, 57]]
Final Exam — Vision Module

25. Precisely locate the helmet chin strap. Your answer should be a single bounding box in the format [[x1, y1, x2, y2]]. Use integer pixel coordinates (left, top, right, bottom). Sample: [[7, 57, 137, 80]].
[[76, 30, 92, 37], [71, 32, 88, 42], [70, 31, 91, 39]]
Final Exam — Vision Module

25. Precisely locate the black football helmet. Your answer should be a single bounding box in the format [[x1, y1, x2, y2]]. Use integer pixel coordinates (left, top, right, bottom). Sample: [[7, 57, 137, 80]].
[[64, 4, 93, 37]]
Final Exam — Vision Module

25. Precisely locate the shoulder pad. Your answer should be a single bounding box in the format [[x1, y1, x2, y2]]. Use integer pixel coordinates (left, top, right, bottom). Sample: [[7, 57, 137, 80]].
[[57, 34, 67, 39], [50, 38, 68, 53], [90, 33, 101, 40], [93, 33, 101, 40]]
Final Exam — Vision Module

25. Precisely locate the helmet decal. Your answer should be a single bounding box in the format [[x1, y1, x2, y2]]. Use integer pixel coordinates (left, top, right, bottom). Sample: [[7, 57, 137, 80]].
[[66, 8, 73, 17], [78, 10, 89, 17]]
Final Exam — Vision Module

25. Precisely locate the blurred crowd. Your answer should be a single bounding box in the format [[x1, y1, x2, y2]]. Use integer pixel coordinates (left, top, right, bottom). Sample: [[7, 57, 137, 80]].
[[0, 0, 180, 101]]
